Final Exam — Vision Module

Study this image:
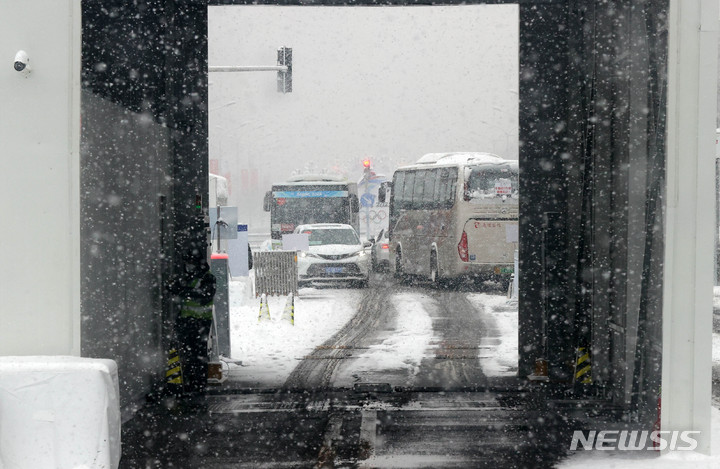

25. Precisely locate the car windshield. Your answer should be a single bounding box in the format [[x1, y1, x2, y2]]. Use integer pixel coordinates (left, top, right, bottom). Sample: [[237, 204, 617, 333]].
[[302, 228, 360, 246]]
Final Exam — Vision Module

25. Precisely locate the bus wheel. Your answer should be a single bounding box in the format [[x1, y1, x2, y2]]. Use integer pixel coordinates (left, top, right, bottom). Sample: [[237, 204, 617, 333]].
[[394, 250, 404, 279], [429, 251, 439, 285]]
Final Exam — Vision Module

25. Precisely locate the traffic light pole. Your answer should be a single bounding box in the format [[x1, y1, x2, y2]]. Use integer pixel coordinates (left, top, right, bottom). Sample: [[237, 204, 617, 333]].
[[209, 65, 287, 72], [364, 177, 370, 239], [362, 163, 371, 239], [209, 46, 292, 93]]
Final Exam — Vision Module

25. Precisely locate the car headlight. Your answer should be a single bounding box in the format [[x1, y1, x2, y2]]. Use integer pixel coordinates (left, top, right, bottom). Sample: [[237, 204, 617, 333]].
[[300, 252, 319, 259], [356, 250, 367, 257]]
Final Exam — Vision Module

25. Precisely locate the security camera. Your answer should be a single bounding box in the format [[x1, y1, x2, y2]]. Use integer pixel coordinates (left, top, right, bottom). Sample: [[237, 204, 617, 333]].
[[14, 50, 30, 75]]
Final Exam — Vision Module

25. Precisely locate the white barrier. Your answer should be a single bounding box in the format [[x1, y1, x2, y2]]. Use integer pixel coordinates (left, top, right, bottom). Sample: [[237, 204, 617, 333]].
[[0, 356, 121, 469]]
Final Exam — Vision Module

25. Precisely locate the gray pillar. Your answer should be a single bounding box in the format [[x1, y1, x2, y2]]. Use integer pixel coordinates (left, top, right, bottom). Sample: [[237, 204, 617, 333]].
[[211, 254, 231, 358]]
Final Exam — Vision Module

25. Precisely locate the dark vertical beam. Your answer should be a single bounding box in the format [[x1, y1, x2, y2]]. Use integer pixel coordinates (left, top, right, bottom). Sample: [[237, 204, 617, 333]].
[[80, 0, 209, 411], [518, 1, 571, 378], [81, 0, 174, 411], [551, 0, 667, 418], [630, 0, 667, 426], [562, 0, 594, 391], [165, 1, 210, 261], [542, 211, 572, 380], [162, 1, 210, 400]]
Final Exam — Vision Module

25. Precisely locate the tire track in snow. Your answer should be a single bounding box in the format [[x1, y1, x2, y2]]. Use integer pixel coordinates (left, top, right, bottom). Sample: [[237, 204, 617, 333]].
[[283, 283, 393, 389], [414, 290, 490, 389]]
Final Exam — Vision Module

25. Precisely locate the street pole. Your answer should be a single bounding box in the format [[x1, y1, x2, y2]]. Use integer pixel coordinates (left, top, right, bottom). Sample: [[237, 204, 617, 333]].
[[209, 65, 287, 73], [365, 178, 370, 239], [209, 46, 292, 93]]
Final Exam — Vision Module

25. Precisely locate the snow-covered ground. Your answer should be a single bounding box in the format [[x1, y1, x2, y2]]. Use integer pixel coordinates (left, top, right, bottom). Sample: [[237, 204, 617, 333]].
[[466, 293, 518, 376], [224, 279, 518, 387], [224, 279, 719, 465], [333, 292, 436, 386], [225, 277, 363, 387]]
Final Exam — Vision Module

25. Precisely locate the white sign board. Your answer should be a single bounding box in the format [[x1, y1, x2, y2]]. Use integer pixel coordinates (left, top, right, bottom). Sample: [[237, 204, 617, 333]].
[[495, 178, 513, 196], [227, 224, 249, 277], [282, 233, 310, 251], [209, 206, 239, 240]]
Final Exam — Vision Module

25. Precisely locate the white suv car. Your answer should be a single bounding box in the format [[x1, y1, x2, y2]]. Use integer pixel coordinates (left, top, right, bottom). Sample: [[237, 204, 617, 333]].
[[294, 224, 371, 287]]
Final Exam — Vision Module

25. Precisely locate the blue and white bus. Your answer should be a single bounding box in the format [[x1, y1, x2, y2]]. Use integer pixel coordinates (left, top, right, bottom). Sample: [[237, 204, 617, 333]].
[[263, 174, 360, 240]]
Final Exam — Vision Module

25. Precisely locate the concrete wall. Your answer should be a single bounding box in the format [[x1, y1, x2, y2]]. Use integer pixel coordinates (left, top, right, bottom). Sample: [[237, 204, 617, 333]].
[[0, 0, 209, 413], [0, 0, 81, 356], [662, 0, 717, 454]]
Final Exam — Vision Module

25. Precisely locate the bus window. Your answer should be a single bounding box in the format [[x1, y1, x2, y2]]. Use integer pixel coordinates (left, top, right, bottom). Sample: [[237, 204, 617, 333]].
[[401, 171, 416, 210], [393, 171, 406, 208], [437, 168, 457, 208], [412, 170, 426, 208], [422, 169, 439, 208], [273, 197, 348, 227]]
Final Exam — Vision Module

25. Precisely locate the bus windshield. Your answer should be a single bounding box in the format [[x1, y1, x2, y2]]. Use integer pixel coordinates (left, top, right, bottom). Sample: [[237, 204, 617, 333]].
[[466, 167, 519, 199], [274, 197, 348, 228]]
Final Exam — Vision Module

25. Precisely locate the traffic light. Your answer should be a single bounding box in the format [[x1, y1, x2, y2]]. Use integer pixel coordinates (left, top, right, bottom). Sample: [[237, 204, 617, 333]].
[[362, 159, 371, 178], [277, 47, 292, 93]]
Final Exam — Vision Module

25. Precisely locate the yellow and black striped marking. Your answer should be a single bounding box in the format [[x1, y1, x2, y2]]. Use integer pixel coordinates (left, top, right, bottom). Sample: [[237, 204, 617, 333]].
[[258, 294, 271, 322], [166, 348, 183, 385], [282, 294, 295, 325], [575, 347, 592, 384]]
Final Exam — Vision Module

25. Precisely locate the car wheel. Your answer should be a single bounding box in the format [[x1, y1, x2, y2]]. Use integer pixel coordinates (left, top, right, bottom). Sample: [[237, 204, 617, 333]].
[[500, 276, 511, 293]]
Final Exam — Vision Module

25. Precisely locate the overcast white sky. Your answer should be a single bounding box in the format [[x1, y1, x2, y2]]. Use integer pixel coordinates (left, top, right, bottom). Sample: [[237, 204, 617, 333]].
[[209, 5, 518, 228]]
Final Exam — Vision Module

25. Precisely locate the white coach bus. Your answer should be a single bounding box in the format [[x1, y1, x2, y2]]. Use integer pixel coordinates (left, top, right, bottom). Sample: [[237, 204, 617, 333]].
[[385, 152, 518, 286]]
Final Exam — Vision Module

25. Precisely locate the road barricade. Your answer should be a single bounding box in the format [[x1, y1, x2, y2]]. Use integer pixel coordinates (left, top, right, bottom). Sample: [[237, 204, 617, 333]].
[[253, 250, 298, 297]]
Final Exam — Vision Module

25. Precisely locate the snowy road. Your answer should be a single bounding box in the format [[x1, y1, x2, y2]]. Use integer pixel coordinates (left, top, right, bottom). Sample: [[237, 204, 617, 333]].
[[411, 290, 490, 388], [223, 273, 517, 391], [122, 278, 720, 468], [123, 275, 559, 469]]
